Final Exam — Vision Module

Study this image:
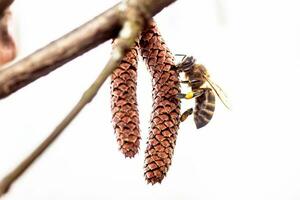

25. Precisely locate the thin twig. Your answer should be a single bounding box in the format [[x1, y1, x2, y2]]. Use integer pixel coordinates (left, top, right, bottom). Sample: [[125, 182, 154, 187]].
[[0, 0, 176, 99], [0, 0, 156, 196]]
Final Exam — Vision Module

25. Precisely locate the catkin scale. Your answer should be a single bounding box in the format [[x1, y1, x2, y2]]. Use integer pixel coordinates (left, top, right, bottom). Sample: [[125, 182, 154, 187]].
[[111, 40, 141, 158], [140, 20, 181, 184]]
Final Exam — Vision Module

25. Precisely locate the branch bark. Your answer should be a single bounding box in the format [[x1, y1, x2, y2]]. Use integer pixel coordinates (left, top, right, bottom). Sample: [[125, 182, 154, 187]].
[[0, 0, 13, 15], [0, 9, 17, 65], [0, 0, 175, 99]]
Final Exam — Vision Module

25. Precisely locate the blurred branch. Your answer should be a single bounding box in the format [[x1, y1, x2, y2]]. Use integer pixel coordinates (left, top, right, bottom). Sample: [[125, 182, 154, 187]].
[[0, 9, 17, 65], [0, 0, 175, 99], [0, 0, 13, 15]]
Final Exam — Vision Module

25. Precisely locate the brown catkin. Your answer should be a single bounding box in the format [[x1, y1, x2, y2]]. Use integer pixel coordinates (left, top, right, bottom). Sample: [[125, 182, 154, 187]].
[[111, 40, 141, 158], [139, 20, 181, 184]]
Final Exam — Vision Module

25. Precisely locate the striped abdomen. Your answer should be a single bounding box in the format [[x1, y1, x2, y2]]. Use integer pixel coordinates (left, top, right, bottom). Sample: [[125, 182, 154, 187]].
[[194, 88, 215, 129]]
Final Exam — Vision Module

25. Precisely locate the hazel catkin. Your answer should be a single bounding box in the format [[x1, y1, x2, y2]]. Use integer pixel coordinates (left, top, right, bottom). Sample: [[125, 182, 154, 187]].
[[139, 20, 181, 184], [111, 40, 141, 158]]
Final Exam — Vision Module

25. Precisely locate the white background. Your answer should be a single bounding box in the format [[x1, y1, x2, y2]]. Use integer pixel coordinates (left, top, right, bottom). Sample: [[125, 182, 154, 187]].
[[0, 0, 300, 199]]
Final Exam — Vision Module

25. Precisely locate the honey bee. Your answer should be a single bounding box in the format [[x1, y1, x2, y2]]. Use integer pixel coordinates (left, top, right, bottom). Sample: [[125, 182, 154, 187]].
[[175, 54, 230, 129]]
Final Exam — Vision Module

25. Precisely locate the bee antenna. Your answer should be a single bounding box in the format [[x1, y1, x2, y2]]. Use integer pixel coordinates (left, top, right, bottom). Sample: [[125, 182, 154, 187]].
[[175, 54, 187, 61], [175, 54, 186, 57]]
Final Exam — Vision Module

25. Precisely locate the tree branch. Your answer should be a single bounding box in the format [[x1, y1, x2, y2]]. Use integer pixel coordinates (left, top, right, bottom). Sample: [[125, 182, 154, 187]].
[[0, 0, 177, 197], [0, 0, 175, 99], [0, 0, 13, 15], [0, 8, 17, 65]]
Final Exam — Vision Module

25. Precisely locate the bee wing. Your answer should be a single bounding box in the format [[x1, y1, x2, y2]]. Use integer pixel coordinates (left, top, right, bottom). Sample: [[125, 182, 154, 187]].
[[204, 76, 231, 110]]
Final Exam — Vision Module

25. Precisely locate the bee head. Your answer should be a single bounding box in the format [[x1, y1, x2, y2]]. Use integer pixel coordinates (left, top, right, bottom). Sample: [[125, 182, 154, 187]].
[[176, 55, 196, 72]]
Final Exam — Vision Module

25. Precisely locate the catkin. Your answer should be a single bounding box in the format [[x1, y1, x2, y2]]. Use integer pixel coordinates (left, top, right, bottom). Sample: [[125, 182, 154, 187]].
[[139, 20, 181, 184], [111, 40, 141, 158]]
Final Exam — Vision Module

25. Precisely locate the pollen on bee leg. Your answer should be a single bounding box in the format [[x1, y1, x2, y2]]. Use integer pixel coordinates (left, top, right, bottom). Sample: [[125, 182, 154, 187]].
[[185, 91, 194, 99]]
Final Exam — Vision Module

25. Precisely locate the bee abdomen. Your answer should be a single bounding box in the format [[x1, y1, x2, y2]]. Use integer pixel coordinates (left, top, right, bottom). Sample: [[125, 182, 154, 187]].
[[194, 89, 215, 129]]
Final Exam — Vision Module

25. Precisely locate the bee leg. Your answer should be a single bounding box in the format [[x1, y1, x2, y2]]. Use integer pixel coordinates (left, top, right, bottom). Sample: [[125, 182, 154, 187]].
[[180, 108, 193, 122], [176, 90, 205, 100], [175, 66, 183, 73], [193, 90, 205, 98], [175, 54, 187, 58], [176, 93, 186, 99], [180, 80, 190, 84]]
